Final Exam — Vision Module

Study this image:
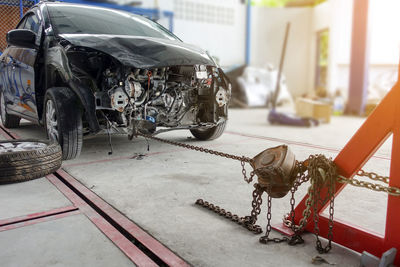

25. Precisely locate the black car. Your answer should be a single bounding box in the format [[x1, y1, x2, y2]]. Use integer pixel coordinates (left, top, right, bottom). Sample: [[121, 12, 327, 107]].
[[0, 2, 231, 159]]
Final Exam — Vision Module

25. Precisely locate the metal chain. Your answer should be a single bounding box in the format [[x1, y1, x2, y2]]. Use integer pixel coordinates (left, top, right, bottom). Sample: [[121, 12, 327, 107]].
[[138, 132, 400, 196], [195, 184, 264, 234], [135, 132, 400, 254], [137, 132, 252, 163], [241, 160, 255, 184], [138, 132, 256, 184], [280, 155, 336, 252], [337, 174, 400, 196], [357, 170, 389, 184], [259, 195, 290, 244]]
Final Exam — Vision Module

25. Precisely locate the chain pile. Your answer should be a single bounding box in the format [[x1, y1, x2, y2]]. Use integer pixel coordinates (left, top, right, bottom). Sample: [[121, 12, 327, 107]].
[[136, 132, 400, 254]]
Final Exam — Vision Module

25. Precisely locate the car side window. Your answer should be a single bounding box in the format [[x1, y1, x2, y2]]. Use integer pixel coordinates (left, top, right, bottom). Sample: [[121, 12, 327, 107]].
[[24, 13, 40, 34], [22, 12, 42, 47]]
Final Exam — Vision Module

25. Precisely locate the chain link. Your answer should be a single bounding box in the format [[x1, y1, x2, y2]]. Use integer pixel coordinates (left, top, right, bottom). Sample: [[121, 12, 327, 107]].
[[195, 184, 264, 234], [137, 132, 252, 163], [241, 160, 255, 184], [138, 132, 257, 184], [338, 174, 400, 196], [259, 195, 291, 244], [357, 170, 389, 184]]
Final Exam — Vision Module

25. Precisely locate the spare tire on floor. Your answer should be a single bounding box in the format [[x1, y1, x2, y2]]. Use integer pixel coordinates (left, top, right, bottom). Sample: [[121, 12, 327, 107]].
[[0, 139, 62, 184]]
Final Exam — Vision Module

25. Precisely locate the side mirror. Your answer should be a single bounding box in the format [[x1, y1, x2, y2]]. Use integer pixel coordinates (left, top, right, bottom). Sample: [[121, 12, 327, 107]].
[[6, 29, 37, 49]]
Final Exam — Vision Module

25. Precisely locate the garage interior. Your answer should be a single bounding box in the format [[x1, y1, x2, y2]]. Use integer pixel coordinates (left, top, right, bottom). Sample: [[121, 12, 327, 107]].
[[0, 0, 399, 266]]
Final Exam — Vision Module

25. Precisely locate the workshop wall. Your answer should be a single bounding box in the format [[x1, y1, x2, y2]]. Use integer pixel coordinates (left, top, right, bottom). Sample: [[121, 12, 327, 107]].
[[149, 0, 246, 67], [172, 0, 247, 67], [250, 7, 313, 98], [308, 0, 353, 98]]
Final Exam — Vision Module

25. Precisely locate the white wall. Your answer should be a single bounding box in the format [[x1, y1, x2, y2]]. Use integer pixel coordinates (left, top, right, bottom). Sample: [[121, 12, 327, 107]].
[[250, 7, 313, 98], [171, 0, 246, 67], [308, 0, 353, 97], [369, 0, 400, 65]]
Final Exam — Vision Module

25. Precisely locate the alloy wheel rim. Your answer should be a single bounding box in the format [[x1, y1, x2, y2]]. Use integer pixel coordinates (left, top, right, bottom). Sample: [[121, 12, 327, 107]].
[[0, 141, 47, 153], [46, 99, 59, 141]]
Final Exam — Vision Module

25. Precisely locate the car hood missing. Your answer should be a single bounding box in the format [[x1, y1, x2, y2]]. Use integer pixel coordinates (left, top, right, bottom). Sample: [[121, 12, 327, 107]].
[[59, 34, 216, 68]]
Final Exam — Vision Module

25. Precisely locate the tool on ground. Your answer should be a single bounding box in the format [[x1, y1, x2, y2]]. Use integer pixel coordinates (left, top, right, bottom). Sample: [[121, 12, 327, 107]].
[[136, 132, 400, 254], [311, 256, 335, 265], [267, 22, 319, 127]]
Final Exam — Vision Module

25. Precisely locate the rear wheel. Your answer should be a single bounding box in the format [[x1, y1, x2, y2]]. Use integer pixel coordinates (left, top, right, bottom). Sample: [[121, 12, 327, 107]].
[[190, 121, 227, 140], [0, 91, 20, 128], [44, 87, 82, 160]]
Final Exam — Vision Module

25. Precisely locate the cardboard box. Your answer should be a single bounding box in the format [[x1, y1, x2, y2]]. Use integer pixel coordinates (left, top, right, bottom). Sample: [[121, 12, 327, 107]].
[[295, 98, 332, 123]]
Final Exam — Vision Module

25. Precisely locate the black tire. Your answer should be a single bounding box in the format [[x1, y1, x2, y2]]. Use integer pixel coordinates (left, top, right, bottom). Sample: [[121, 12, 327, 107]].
[[0, 139, 62, 184], [44, 87, 83, 160], [190, 120, 227, 140], [0, 91, 20, 128]]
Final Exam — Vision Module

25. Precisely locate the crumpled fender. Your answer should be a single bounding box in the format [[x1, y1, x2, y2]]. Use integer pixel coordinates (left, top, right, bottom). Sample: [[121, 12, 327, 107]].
[[46, 45, 100, 133]]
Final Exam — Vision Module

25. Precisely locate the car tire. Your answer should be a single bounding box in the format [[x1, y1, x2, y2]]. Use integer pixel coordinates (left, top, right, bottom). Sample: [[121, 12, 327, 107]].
[[0, 91, 21, 128], [190, 120, 227, 140], [44, 87, 83, 160], [0, 139, 62, 184]]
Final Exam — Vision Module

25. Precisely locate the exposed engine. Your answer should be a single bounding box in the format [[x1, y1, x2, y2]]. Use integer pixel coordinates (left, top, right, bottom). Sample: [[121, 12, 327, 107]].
[[92, 61, 230, 136], [65, 47, 230, 137]]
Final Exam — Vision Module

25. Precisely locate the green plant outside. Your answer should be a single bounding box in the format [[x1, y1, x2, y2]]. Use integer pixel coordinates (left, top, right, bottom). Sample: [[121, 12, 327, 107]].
[[319, 30, 329, 67]]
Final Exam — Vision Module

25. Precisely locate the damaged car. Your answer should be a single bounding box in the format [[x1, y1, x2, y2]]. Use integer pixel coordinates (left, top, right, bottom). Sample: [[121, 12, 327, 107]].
[[0, 2, 231, 159]]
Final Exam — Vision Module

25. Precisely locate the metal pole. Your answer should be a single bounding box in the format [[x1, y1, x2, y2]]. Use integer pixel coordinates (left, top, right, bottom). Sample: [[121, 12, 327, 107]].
[[169, 13, 173, 33], [19, 0, 23, 18], [272, 23, 290, 110], [245, 0, 251, 65], [346, 0, 370, 115]]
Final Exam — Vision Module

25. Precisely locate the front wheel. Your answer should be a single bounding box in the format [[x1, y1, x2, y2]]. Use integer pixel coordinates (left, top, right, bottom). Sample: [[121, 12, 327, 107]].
[[44, 87, 83, 160], [190, 121, 227, 140], [0, 91, 20, 128]]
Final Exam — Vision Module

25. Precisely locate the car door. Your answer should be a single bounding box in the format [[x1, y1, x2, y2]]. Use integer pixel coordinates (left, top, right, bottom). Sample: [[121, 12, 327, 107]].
[[0, 18, 27, 116], [8, 10, 42, 121]]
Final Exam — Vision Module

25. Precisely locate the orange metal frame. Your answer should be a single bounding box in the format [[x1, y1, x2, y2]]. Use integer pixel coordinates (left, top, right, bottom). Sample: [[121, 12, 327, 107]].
[[277, 63, 400, 262]]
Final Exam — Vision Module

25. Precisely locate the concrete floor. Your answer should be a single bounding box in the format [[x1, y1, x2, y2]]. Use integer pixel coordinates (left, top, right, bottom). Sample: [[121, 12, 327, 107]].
[[1, 108, 392, 266], [1, 214, 135, 267], [0, 178, 71, 220]]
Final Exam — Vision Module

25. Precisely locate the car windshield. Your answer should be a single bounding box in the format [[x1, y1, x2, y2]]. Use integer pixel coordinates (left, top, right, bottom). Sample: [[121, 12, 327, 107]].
[[47, 4, 178, 41]]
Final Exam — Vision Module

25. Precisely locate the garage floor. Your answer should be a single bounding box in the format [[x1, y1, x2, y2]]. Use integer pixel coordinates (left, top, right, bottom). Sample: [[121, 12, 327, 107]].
[[0, 108, 392, 266]]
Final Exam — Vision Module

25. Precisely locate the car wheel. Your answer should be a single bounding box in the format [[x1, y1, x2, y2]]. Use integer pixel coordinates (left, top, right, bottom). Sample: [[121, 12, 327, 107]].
[[44, 87, 83, 160], [0, 139, 62, 184], [0, 91, 21, 128], [190, 120, 227, 140]]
